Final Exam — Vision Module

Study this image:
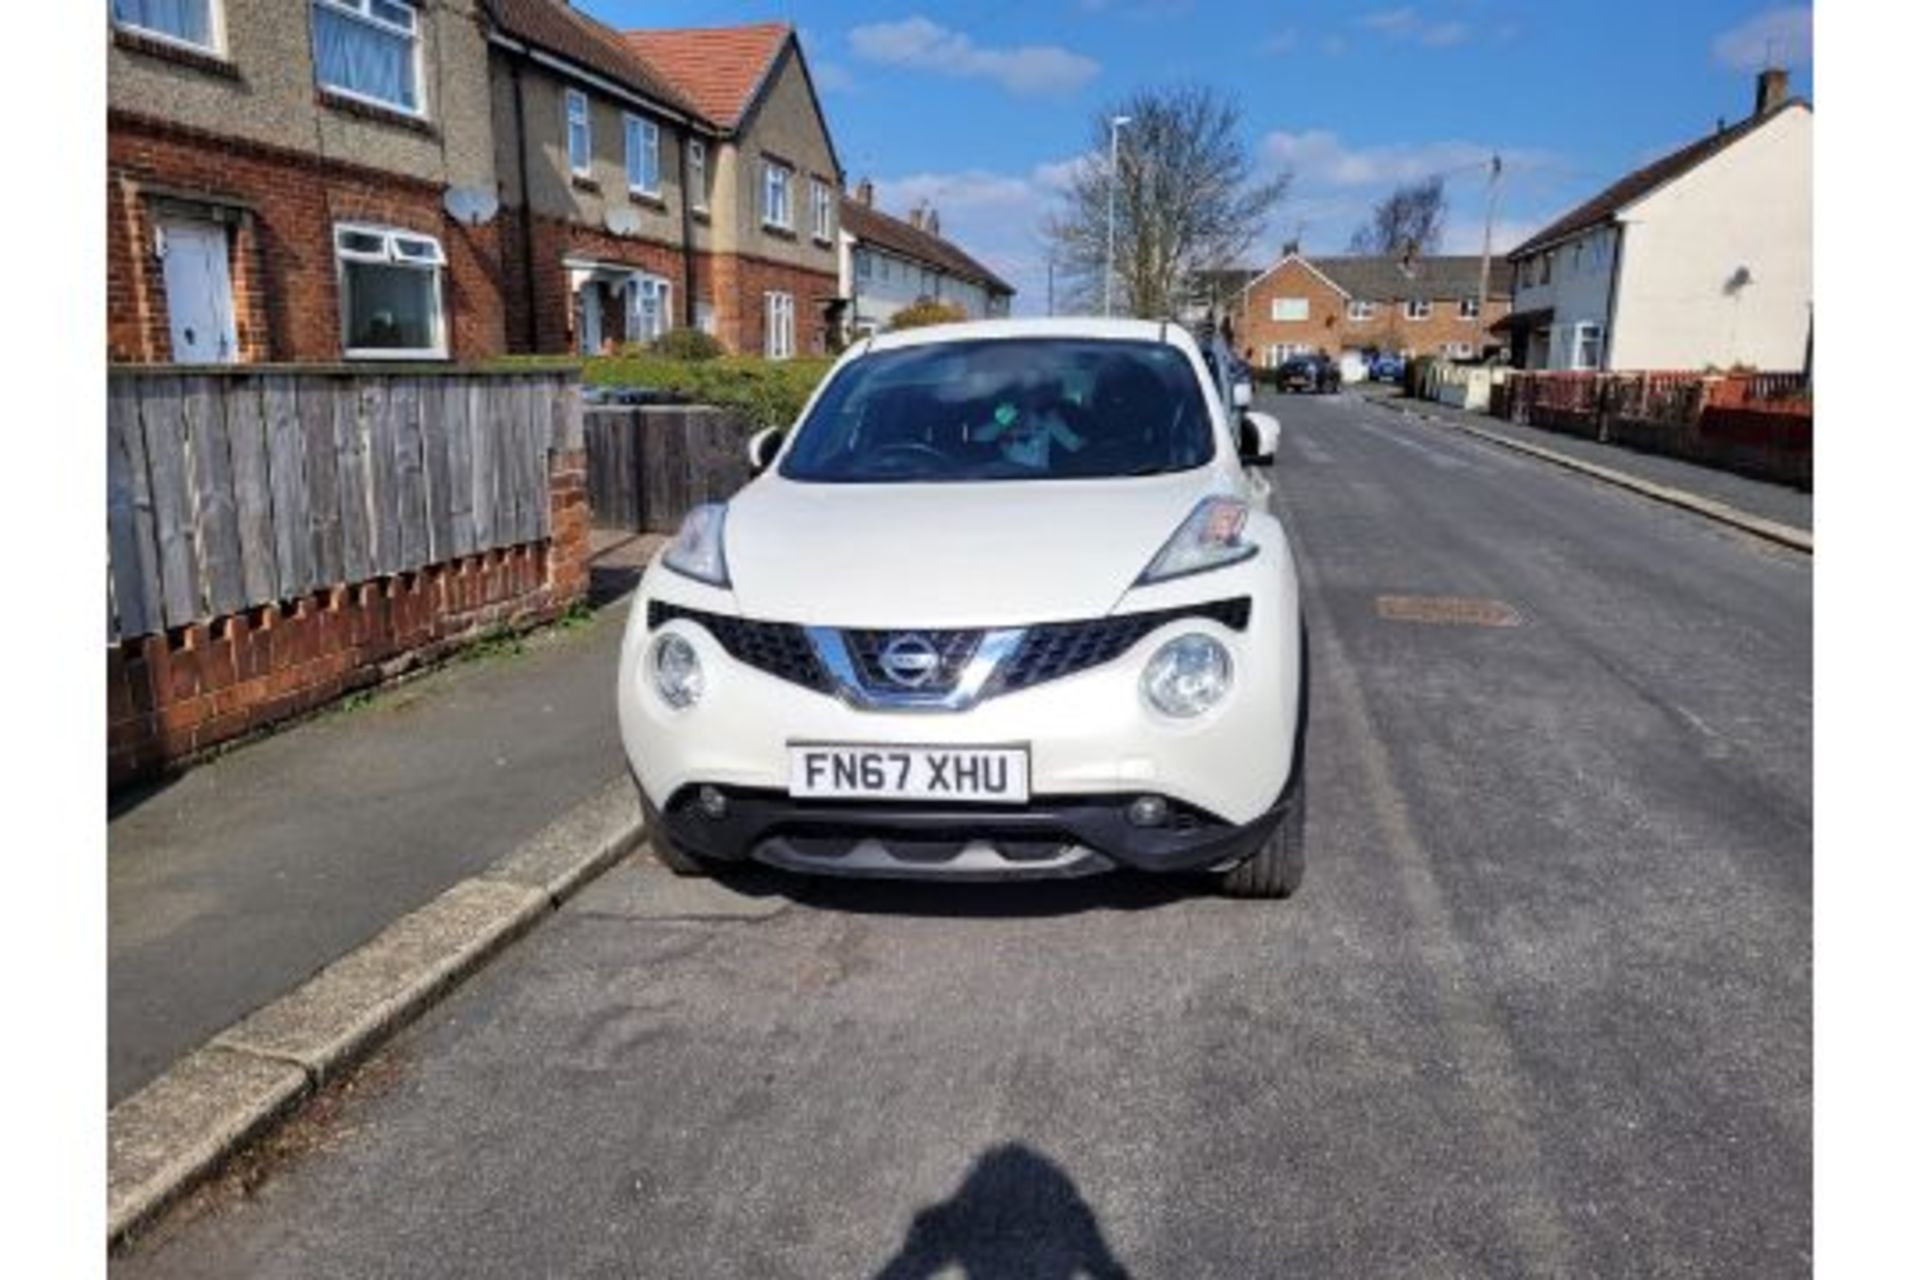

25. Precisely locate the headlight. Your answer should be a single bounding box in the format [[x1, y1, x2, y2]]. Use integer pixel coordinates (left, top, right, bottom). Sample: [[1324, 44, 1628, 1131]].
[[650, 633, 704, 709], [1137, 496, 1256, 584], [1140, 633, 1233, 718], [664, 503, 730, 587]]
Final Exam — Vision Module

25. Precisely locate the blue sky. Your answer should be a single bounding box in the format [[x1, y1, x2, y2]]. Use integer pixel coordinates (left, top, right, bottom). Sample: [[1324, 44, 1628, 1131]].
[[592, 1, 1813, 312]]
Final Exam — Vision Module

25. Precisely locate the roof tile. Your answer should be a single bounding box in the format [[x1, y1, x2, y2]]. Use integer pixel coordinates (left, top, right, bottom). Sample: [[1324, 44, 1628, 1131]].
[[488, 0, 699, 118], [621, 23, 790, 129]]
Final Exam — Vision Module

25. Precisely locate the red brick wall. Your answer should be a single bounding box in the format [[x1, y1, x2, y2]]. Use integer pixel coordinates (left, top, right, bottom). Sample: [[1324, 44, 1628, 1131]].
[[1234, 257, 1511, 364], [107, 447, 592, 789], [708, 252, 837, 356], [498, 207, 694, 356], [107, 111, 506, 364]]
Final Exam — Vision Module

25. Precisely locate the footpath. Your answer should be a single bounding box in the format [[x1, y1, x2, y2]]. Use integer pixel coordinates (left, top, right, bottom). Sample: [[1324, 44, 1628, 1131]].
[[1354, 383, 1811, 549], [108, 532, 663, 1243]]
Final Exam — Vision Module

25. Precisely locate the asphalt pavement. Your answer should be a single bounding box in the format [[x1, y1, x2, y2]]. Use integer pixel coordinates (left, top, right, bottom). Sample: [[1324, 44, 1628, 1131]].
[[112, 390, 1811, 1278]]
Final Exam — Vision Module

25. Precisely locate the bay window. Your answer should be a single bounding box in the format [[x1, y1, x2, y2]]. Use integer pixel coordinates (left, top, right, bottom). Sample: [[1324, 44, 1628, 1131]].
[[628, 275, 673, 344], [335, 224, 446, 359], [113, 0, 220, 52], [312, 0, 421, 116]]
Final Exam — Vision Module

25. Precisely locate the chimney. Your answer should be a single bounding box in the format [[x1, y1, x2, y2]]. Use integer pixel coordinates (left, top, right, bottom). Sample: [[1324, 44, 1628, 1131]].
[[925, 208, 940, 236], [1754, 66, 1789, 117], [1281, 237, 1300, 257], [907, 203, 926, 231], [854, 178, 874, 207]]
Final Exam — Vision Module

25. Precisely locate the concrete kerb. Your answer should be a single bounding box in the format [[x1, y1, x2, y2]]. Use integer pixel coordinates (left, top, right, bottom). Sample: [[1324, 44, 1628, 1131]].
[[1369, 395, 1813, 555], [107, 776, 647, 1248]]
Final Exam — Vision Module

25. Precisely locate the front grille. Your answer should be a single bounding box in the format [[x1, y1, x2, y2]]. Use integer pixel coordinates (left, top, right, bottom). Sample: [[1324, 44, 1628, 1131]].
[[648, 597, 1250, 701], [648, 601, 831, 693], [994, 597, 1251, 693], [843, 629, 982, 695]]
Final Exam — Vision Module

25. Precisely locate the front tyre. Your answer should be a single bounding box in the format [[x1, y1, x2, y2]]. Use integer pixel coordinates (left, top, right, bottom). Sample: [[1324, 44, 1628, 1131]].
[[638, 787, 711, 878], [1217, 773, 1305, 898]]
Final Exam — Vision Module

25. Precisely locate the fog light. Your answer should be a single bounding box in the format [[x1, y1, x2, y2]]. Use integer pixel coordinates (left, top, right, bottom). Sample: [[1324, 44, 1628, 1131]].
[[650, 632, 703, 709], [1127, 794, 1169, 828], [1140, 633, 1233, 718], [697, 785, 728, 820]]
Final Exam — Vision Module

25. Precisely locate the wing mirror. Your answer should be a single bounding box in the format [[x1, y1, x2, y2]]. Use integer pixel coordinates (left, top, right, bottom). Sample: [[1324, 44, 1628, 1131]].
[[747, 426, 785, 475], [1238, 411, 1280, 467], [1231, 379, 1254, 410]]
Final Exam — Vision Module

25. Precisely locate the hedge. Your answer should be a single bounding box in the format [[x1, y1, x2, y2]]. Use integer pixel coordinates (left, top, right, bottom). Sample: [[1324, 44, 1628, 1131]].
[[491, 351, 835, 427]]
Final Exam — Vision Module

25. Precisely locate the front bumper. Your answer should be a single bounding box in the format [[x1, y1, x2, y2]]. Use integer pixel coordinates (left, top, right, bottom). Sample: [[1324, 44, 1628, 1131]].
[[646, 780, 1296, 881]]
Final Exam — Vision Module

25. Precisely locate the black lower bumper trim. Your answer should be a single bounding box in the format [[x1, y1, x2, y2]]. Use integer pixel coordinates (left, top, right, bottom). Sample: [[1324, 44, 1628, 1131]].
[[650, 783, 1290, 878]]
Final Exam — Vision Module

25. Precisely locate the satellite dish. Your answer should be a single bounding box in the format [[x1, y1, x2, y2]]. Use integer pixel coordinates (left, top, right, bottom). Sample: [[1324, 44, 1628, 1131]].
[[604, 206, 642, 237], [443, 185, 499, 226]]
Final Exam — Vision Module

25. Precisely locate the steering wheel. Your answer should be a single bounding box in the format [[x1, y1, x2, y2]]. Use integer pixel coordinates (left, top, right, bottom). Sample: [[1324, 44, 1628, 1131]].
[[868, 439, 954, 468]]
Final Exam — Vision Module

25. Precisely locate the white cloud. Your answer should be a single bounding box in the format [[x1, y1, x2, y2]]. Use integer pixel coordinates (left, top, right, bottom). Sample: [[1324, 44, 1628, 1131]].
[[812, 61, 857, 94], [848, 16, 1099, 96], [1256, 129, 1561, 258], [1711, 6, 1812, 70], [866, 159, 1090, 314], [1357, 7, 1473, 47]]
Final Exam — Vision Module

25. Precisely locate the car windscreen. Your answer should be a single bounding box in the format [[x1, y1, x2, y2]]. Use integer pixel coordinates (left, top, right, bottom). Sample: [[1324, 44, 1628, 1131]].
[[779, 338, 1215, 484]]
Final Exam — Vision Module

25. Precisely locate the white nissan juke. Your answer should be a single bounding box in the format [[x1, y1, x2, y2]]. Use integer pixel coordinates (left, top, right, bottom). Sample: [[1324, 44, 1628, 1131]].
[[617, 318, 1308, 897]]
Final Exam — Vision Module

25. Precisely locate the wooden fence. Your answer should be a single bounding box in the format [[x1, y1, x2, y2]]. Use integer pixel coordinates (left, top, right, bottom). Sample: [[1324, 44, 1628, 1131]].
[[1503, 370, 1811, 489], [584, 405, 756, 533], [107, 367, 581, 642]]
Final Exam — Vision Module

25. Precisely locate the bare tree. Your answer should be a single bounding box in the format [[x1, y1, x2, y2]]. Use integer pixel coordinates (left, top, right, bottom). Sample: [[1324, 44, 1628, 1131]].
[[1348, 175, 1448, 255], [1043, 86, 1288, 318]]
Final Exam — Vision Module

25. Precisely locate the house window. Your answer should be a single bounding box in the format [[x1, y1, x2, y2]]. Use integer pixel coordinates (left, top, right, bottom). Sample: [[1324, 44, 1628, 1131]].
[[1540, 252, 1554, 286], [312, 0, 421, 116], [1572, 322, 1603, 371], [1459, 296, 1482, 319], [334, 223, 446, 359], [1443, 341, 1475, 360], [628, 274, 673, 343], [762, 159, 793, 230], [625, 115, 660, 196], [811, 178, 834, 243], [565, 90, 591, 176], [765, 291, 795, 360], [113, 0, 220, 52], [880, 256, 892, 282], [1404, 299, 1432, 321], [1346, 299, 1374, 321], [687, 139, 708, 211], [1271, 296, 1308, 322], [856, 249, 872, 280], [694, 300, 715, 335]]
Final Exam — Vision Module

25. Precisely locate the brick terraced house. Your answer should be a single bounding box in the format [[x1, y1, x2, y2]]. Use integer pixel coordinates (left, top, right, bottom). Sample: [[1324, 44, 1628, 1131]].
[[108, 0, 508, 364], [107, 1, 845, 364], [1233, 251, 1514, 368]]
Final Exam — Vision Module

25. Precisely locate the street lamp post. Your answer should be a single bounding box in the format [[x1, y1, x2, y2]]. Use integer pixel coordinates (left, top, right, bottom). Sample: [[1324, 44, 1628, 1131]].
[[1104, 115, 1132, 317]]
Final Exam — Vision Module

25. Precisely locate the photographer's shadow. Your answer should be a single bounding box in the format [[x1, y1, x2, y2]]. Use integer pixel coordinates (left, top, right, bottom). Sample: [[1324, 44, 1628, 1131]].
[[873, 1142, 1132, 1279]]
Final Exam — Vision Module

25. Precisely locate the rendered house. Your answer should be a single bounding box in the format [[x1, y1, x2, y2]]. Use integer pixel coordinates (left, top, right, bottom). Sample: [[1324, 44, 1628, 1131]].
[[1233, 251, 1513, 367], [1501, 69, 1812, 372], [623, 20, 844, 358], [839, 184, 1015, 336], [108, 0, 507, 364]]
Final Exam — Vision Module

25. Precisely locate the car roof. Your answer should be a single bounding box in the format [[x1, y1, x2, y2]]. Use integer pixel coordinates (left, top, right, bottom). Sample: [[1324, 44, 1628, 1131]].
[[861, 316, 1195, 354]]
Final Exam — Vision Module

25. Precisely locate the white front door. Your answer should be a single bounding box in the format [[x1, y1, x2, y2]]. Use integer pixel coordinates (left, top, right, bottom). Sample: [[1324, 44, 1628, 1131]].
[[579, 285, 603, 355], [161, 220, 237, 363]]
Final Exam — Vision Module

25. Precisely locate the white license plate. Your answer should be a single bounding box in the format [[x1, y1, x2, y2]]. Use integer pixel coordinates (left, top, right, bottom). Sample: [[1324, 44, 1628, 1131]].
[[787, 744, 1030, 803]]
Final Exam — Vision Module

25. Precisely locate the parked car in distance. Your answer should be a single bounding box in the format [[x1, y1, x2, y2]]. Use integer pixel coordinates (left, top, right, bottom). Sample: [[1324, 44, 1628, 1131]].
[[1367, 352, 1406, 382], [619, 317, 1309, 898], [1275, 353, 1340, 395]]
